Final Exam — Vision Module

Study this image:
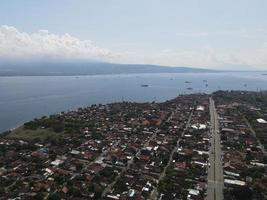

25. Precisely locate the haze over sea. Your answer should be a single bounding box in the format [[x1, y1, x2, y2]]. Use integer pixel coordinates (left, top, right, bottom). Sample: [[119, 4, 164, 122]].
[[1, 72, 267, 133]]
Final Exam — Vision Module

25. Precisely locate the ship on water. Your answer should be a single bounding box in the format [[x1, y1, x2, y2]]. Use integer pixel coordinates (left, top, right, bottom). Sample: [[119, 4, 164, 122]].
[[141, 84, 149, 87]]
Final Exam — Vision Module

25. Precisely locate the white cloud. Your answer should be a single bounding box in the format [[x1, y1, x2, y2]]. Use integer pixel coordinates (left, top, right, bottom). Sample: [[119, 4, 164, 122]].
[[0, 25, 267, 70], [119, 48, 220, 68], [0, 25, 117, 60], [121, 46, 267, 70], [175, 29, 267, 38]]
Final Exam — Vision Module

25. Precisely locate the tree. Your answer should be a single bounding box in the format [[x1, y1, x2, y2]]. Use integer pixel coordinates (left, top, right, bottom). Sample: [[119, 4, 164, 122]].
[[231, 186, 252, 200], [0, 187, 5, 195], [48, 192, 61, 200]]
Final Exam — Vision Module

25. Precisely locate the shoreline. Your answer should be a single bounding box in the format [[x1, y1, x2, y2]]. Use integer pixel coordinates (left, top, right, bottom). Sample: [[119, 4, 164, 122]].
[[1, 89, 267, 135], [0, 123, 24, 136], [1, 70, 267, 77]]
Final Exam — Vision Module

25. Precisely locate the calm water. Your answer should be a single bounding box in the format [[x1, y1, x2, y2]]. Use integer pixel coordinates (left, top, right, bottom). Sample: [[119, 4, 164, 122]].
[[1, 72, 267, 133]]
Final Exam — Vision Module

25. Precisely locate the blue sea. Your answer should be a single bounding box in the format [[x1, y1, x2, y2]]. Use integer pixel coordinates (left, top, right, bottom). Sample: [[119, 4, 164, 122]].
[[1, 72, 267, 133]]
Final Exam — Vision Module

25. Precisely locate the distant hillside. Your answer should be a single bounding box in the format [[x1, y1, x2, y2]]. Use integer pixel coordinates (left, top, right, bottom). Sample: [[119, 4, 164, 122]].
[[0, 60, 215, 76]]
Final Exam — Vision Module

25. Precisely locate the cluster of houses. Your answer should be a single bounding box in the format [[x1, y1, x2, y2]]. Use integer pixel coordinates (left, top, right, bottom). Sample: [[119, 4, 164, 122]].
[[156, 96, 210, 200], [1, 91, 265, 199], [104, 95, 200, 200], [215, 93, 267, 199], [0, 94, 205, 200], [245, 106, 267, 153]]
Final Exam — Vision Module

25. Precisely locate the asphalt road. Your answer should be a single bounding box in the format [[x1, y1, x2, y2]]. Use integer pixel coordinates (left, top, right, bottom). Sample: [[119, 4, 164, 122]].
[[207, 98, 224, 200]]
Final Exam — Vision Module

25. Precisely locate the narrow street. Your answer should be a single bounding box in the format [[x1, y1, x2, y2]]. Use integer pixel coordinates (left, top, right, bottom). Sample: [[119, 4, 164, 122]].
[[206, 97, 224, 200], [101, 130, 158, 198], [243, 116, 267, 156], [150, 107, 193, 200]]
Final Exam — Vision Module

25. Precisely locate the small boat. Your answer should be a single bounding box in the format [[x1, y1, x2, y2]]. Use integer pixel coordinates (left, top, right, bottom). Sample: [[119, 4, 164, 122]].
[[187, 87, 193, 90], [244, 83, 247, 87], [205, 84, 208, 87], [185, 81, 191, 84], [141, 84, 149, 87], [203, 80, 208, 82]]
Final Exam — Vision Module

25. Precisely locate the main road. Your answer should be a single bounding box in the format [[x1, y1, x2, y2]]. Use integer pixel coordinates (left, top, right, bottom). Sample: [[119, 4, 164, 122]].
[[206, 97, 224, 200]]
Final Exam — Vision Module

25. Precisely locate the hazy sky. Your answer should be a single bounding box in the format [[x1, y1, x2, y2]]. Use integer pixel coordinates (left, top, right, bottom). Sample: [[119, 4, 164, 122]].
[[1, 0, 267, 70]]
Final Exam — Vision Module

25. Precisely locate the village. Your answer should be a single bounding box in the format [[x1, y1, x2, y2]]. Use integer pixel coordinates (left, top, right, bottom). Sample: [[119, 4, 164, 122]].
[[213, 91, 267, 200], [0, 91, 266, 200]]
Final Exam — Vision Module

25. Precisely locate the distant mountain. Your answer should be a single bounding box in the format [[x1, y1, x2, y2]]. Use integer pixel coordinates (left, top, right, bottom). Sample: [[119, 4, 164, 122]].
[[0, 60, 215, 76]]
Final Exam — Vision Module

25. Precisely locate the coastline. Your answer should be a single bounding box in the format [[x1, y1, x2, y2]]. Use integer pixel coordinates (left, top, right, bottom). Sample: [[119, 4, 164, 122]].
[[1, 72, 267, 135], [1, 123, 24, 135]]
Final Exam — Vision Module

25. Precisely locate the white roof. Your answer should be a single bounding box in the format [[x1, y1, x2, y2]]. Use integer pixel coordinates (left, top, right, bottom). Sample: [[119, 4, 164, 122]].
[[257, 118, 267, 124], [224, 179, 246, 186], [45, 168, 53, 173], [192, 124, 206, 130], [196, 106, 205, 111], [106, 195, 120, 199], [188, 189, 199, 196], [154, 146, 159, 151], [224, 170, 240, 177], [51, 159, 63, 166], [70, 150, 80, 155], [146, 146, 153, 151], [250, 161, 266, 167], [195, 150, 209, 155], [142, 187, 149, 192], [184, 134, 192, 137], [192, 161, 207, 166]]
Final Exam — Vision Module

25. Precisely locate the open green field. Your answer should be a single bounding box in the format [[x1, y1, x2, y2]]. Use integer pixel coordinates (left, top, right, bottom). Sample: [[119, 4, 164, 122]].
[[6, 126, 65, 141]]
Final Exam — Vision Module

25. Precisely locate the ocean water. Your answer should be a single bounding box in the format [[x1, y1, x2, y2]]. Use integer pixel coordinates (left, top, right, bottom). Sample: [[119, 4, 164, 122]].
[[0, 72, 267, 133]]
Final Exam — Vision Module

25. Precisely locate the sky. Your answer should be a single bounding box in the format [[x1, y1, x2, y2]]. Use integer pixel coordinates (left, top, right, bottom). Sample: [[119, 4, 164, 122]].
[[0, 0, 267, 70]]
